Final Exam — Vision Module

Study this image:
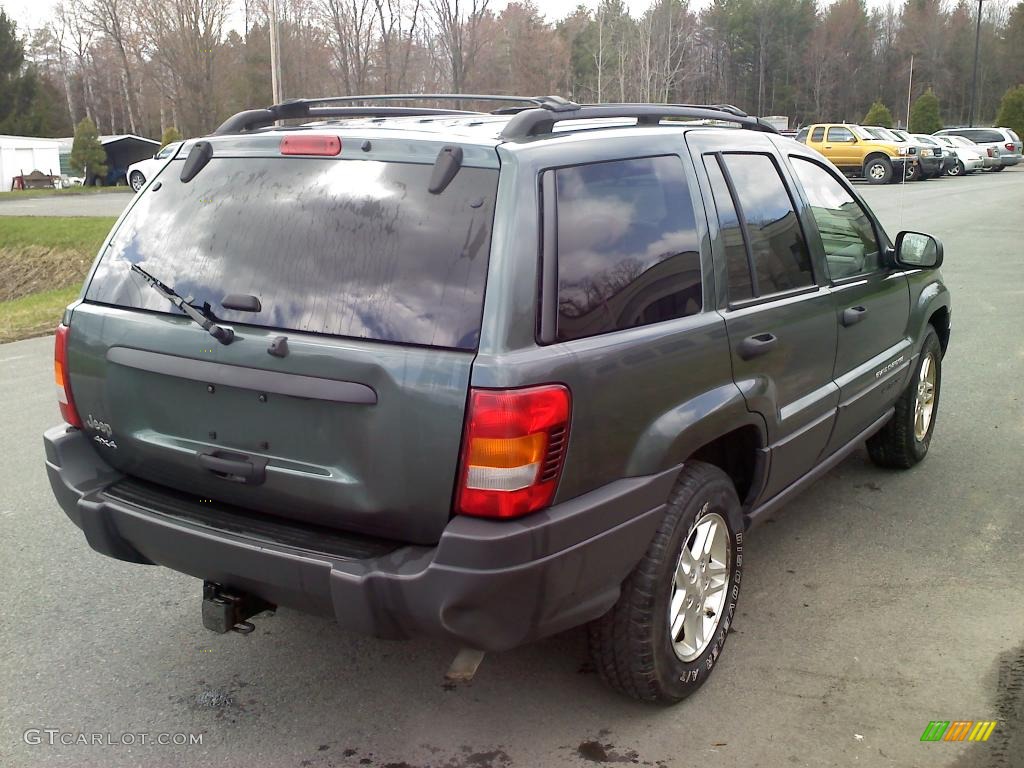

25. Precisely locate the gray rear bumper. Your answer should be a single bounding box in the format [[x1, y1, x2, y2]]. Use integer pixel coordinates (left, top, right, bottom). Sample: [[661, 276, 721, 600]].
[[44, 425, 675, 651]]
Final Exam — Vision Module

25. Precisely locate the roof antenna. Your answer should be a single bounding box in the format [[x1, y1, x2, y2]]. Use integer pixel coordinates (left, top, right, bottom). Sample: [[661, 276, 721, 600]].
[[429, 145, 463, 194]]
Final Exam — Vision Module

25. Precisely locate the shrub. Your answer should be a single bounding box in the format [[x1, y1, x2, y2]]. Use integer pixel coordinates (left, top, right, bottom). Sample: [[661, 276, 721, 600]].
[[995, 85, 1024, 139], [69, 118, 107, 183], [863, 101, 894, 128], [909, 88, 942, 134]]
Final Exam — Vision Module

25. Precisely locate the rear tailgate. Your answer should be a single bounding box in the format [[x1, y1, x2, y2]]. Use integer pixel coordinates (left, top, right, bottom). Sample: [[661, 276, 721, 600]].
[[67, 136, 499, 545]]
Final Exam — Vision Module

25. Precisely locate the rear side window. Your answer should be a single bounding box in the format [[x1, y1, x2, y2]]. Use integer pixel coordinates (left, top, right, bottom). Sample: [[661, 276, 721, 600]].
[[956, 129, 1003, 143], [810, 127, 825, 142], [554, 156, 702, 342], [720, 154, 814, 295], [703, 156, 753, 302], [85, 157, 498, 349]]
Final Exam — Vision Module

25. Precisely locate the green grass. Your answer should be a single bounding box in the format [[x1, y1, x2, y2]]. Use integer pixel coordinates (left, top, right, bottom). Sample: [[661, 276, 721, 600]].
[[0, 285, 80, 343], [0, 186, 131, 201], [0, 216, 116, 251], [0, 216, 116, 342]]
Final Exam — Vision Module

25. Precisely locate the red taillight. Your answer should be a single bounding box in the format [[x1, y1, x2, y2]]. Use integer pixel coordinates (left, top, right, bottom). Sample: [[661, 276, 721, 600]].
[[54, 324, 82, 428], [1006, 143, 1015, 152], [280, 135, 341, 156], [456, 385, 571, 519]]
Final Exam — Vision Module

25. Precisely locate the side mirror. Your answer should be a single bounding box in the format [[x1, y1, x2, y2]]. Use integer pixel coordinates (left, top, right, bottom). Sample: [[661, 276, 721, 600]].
[[894, 231, 943, 269]]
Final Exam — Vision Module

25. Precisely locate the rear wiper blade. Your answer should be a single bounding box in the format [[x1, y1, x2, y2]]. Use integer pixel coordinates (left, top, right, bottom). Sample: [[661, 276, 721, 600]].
[[130, 264, 235, 345]]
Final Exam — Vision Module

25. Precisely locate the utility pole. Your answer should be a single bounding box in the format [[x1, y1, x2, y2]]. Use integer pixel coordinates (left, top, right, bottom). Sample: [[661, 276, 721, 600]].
[[968, 0, 984, 127], [269, 0, 283, 104], [906, 54, 914, 130]]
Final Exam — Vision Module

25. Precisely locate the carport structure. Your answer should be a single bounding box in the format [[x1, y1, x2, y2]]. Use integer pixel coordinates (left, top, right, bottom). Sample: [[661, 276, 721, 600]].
[[57, 134, 160, 186]]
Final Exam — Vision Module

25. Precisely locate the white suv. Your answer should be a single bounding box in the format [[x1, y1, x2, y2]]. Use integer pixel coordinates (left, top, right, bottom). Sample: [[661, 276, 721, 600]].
[[934, 127, 1022, 171]]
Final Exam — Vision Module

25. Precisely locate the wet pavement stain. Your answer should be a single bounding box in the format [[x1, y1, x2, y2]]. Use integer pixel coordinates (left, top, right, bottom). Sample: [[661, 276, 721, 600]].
[[576, 740, 640, 763], [947, 643, 1024, 768]]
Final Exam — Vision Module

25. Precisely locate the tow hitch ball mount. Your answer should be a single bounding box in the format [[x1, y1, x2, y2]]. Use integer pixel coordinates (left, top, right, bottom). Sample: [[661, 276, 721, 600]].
[[202, 581, 275, 634]]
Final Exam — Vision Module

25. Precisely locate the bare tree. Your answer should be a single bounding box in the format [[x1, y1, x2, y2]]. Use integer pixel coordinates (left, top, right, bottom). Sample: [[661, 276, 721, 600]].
[[138, 0, 232, 135], [429, 0, 490, 92], [84, 0, 141, 133], [320, 0, 376, 94], [373, 0, 422, 92]]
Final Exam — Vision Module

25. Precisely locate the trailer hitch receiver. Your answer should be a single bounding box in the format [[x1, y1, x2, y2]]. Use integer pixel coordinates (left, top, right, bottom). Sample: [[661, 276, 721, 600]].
[[202, 581, 275, 634]]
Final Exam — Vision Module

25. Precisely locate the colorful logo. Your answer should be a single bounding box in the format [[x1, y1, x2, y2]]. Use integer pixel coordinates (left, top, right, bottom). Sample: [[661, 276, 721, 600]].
[[920, 721, 998, 742]]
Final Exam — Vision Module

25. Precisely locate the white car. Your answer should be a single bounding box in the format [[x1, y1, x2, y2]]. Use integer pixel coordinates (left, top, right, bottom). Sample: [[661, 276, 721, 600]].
[[127, 141, 183, 192], [934, 135, 993, 173]]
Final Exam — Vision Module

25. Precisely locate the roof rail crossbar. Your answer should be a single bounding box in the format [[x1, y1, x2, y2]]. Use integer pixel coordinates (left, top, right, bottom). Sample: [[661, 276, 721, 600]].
[[213, 105, 478, 135], [297, 94, 567, 108], [499, 103, 778, 140], [213, 94, 588, 134]]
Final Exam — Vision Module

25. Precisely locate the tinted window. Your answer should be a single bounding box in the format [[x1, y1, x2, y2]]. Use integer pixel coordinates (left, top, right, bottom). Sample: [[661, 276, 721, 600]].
[[86, 157, 498, 349], [955, 129, 1003, 143], [721, 154, 814, 295], [811, 127, 825, 142], [703, 156, 753, 302], [827, 127, 855, 142], [795, 128, 808, 143], [555, 156, 701, 342], [790, 157, 881, 279]]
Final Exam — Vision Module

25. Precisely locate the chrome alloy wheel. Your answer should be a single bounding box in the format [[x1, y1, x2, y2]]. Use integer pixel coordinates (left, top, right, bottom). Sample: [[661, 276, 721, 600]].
[[914, 353, 937, 441], [669, 512, 730, 662]]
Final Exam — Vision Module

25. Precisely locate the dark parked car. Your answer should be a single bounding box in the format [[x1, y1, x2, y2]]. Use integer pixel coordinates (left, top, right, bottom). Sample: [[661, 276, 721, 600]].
[[863, 126, 941, 179], [45, 95, 952, 703]]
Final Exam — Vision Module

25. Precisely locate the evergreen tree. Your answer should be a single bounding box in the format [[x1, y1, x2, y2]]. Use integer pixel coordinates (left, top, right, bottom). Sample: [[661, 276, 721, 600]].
[[909, 88, 942, 133], [863, 100, 894, 127], [995, 85, 1024, 141], [160, 127, 183, 147], [70, 118, 108, 184]]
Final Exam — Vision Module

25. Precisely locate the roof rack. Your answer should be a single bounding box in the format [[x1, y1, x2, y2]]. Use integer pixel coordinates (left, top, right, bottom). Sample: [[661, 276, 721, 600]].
[[499, 101, 779, 140], [213, 94, 579, 135]]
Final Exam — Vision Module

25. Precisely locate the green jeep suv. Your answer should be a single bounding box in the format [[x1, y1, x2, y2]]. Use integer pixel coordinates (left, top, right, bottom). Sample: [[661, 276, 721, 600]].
[[44, 95, 951, 703]]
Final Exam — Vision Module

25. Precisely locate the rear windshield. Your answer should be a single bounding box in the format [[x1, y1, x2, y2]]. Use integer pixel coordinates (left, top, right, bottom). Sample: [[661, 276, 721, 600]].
[[85, 156, 498, 350]]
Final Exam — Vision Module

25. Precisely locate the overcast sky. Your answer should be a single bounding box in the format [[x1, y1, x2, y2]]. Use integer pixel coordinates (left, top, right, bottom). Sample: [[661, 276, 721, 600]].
[[3, 0, 702, 34]]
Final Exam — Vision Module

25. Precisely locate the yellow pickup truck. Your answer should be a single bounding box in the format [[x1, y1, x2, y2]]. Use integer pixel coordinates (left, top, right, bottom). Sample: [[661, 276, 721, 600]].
[[794, 123, 917, 184]]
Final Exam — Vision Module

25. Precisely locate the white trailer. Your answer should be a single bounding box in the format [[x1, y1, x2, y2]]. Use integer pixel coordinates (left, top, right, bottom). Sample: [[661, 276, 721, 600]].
[[0, 135, 62, 191]]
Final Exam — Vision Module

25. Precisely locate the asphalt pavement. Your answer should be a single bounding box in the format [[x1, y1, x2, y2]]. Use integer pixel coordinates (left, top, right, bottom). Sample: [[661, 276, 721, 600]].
[[0, 191, 135, 217], [0, 168, 1021, 768]]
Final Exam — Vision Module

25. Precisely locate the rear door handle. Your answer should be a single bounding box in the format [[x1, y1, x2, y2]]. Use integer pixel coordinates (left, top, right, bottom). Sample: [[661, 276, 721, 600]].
[[738, 333, 778, 360], [841, 306, 868, 327], [198, 450, 268, 485]]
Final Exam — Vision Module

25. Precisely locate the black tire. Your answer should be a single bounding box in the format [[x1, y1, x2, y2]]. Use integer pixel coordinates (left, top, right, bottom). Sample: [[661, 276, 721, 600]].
[[867, 326, 942, 469], [946, 161, 964, 177], [992, 165, 1006, 172], [588, 461, 744, 704], [130, 171, 145, 192], [864, 157, 892, 185]]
